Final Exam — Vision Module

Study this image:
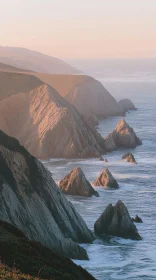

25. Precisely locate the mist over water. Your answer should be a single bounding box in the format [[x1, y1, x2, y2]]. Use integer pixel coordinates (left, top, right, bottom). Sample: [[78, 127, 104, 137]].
[[44, 60, 156, 280]]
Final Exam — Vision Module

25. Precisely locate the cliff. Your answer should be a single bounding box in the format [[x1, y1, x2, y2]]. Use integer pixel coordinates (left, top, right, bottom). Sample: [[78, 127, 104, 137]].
[[0, 72, 106, 159], [0, 130, 94, 260], [0, 220, 96, 279], [65, 77, 124, 117]]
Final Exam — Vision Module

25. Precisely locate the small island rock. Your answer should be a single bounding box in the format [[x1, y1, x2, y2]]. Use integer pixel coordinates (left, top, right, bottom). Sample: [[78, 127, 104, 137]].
[[118, 99, 136, 112], [132, 215, 143, 223], [122, 153, 137, 164], [59, 167, 99, 197], [93, 168, 119, 189], [104, 119, 142, 151], [94, 200, 141, 240]]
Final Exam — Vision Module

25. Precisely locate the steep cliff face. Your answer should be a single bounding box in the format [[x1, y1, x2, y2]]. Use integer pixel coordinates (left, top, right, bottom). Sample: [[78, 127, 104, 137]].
[[0, 72, 106, 159], [65, 77, 123, 117], [0, 130, 94, 260]]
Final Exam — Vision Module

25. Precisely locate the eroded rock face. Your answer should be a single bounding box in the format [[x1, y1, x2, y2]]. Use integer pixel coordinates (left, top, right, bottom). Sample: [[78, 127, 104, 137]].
[[94, 200, 141, 240], [118, 99, 136, 112], [122, 153, 137, 164], [104, 119, 142, 152], [93, 168, 119, 189], [59, 167, 99, 197], [0, 72, 106, 159], [65, 77, 123, 117], [0, 130, 94, 260]]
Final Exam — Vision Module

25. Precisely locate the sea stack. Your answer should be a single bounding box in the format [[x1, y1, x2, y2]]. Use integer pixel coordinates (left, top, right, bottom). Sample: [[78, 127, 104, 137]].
[[122, 153, 137, 164], [94, 200, 141, 240], [59, 167, 99, 197], [104, 119, 142, 151], [93, 168, 119, 189], [0, 130, 94, 260], [118, 99, 136, 112]]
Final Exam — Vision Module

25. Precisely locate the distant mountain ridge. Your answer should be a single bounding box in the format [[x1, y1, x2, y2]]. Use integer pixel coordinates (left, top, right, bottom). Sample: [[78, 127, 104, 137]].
[[0, 46, 80, 74]]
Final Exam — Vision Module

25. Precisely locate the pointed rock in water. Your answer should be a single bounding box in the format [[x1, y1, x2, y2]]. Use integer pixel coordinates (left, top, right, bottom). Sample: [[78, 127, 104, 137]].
[[104, 119, 142, 152], [122, 153, 137, 164], [132, 215, 143, 223], [94, 200, 142, 240], [0, 130, 95, 260], [93, 168, 119, 189], [59, 167, 99, 197], [118, 98, 136, 112]]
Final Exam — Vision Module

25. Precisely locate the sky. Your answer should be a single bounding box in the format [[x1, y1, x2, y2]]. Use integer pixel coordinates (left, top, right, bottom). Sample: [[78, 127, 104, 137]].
[[1, 0, 156, 59]]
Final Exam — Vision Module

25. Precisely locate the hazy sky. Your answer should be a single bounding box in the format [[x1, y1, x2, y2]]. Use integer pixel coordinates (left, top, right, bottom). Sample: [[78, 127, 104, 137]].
[[1, 0, 156, 59]]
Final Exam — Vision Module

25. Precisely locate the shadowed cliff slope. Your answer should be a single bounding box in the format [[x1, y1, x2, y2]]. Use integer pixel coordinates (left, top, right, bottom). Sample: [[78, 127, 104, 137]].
[[0, 130, 94, 259], [0, 220, 96, 279]]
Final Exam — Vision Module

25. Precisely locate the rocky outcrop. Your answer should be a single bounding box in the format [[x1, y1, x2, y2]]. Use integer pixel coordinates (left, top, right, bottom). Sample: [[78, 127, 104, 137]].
[[93, 168, 119, 189], [132, 215, 143, 223], [0, 220, 96, 280], [104, 119, 142, 152], [0, 72, 106, 159], [94, 200, 141, 240], [59, 167, 99, 197], [65, 76, 124, 117], [122, 153, 137, 164], [118, 99, 136, 112], [0, 130, 94, 260]]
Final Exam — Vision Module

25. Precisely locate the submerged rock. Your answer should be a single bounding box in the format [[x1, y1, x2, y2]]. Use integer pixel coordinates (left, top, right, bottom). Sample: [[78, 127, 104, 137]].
[[99, 156, 104, 161], [93, 168, 119, 189], [99, 156, 108, 162], [94, 200, 141, 240], [0, 130, 94, 260], [104, 119, 142, 152], [122, 153, 137, 164], [59, 167, 99, 197], [118, 99, 136, 112], [132, 215, 143, 223], [0, 220, 96, 280]]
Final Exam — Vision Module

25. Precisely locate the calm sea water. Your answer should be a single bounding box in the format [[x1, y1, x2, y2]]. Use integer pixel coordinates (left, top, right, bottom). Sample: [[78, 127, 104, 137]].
[[44, 60, 156, 280]]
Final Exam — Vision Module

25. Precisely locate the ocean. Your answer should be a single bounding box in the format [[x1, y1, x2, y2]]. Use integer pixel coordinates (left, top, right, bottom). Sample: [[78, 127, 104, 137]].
[[44, 59, 156, 280]]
